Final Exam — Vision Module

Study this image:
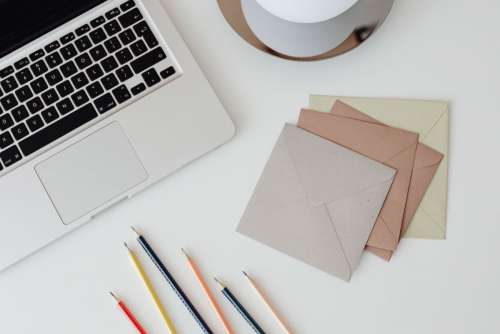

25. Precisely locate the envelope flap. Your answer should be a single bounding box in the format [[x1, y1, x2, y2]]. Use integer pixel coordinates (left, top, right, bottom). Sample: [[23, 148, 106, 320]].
[[414, 143, 443, 169], [330, 100, 383, 124], [298, 109, 419, 164], [283, 124, 395, 206]]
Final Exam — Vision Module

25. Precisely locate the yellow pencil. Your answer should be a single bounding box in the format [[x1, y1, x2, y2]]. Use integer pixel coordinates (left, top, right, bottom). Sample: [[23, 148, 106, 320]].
[[243, 271, 293, 334], [124, 242, 177, 334]]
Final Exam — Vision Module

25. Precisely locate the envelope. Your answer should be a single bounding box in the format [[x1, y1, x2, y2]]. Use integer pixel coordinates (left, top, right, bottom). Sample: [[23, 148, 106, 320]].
[[238, 124, 396, 280], [298, 105, 419, 258], [309, 95, 449, 240]]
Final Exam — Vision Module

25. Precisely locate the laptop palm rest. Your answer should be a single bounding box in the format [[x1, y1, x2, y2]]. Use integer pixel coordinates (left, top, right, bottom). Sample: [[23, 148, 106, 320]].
[[35, 122, 148, 225]]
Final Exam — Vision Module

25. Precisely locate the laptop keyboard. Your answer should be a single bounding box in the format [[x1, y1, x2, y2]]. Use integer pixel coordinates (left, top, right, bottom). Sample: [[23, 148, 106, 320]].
[[0, 0, 179, 174]]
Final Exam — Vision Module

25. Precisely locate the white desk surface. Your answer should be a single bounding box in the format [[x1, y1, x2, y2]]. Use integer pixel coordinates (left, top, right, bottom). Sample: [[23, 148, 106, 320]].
[[1, 0, 499, 333]]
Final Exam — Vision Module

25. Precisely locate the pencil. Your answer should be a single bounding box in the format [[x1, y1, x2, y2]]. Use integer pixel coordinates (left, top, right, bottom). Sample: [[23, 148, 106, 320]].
[[181, 249, 234, 334], [131, 227, 214, 334], [124, 242, 177, 334], [109, 291, 148, 334], [243, 271, 292, 334], [214, 277, 267, 334]]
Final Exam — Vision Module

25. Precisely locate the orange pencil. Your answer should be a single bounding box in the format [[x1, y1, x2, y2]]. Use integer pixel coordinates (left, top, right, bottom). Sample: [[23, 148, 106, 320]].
[[181, 249, 234, 334]]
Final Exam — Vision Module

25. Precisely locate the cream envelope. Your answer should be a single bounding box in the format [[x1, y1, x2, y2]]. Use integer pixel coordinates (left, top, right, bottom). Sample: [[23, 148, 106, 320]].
[[309, 95, 449, 239], [238, 124, 396, 281]]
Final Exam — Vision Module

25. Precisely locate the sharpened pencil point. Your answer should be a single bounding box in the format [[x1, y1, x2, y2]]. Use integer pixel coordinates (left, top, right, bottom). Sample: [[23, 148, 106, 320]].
[[124, 241, 129, 249], [181, 248, 189, 258], [109, 291, 119, 302], [214, 277, 225, 289], [242, 271, 249, 278], [131, 226, 140, 236]]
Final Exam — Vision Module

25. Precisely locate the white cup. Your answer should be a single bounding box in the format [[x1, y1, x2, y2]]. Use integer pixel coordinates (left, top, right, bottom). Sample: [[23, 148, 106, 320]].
[[254, 0, 359, 23]]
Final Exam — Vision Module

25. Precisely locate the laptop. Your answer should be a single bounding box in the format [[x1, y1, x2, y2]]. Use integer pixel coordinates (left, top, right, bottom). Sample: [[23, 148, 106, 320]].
[[0, 0, 235, 271]]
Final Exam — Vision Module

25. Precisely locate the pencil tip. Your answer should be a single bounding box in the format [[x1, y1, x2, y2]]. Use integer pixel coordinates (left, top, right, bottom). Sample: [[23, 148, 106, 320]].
[[181, 248, 189, 257], [242, 270, 249, 277], [130, 226, 140, 236], [123, 241, 129, 249], [109, 291, 118, 301], [214, 277, 224, 288]]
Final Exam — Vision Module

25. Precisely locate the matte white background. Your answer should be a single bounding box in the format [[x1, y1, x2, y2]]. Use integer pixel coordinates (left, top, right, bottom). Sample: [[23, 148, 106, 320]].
[[1, 0, 499, 333]]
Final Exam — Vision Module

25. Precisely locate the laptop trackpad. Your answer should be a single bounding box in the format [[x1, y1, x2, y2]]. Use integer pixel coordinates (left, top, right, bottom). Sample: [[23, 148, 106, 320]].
[[35, 123, 148, 225]]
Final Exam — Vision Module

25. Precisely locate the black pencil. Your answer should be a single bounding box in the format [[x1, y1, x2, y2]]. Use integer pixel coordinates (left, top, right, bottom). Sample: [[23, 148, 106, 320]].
[[131, 227, 213, 334], [215, 277, 266, 334]]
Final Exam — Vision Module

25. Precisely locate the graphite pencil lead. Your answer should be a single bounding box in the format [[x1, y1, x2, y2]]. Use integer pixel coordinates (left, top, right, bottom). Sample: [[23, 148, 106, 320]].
[[181, 248, 190, 258], [130, 226, 140, 236], [109, 291, 119, 302], [242, 271, 249, 278], [123, 241, 129, 249], [214, 277, 225, 289]]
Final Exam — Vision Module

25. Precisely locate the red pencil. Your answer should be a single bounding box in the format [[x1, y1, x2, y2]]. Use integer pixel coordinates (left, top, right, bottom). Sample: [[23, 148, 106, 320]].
[[109, 291, 147, 334]]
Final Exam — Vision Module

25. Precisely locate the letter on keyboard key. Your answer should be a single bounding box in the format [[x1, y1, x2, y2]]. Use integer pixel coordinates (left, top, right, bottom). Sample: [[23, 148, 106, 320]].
[[130, 47, 166, 74], [94, 93, 116, 114], [19, 103, 98, 156], [0, 145, 22, 167]]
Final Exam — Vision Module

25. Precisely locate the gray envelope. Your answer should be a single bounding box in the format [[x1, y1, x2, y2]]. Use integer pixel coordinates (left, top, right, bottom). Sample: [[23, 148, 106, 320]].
[[238, 124, 396, 281]]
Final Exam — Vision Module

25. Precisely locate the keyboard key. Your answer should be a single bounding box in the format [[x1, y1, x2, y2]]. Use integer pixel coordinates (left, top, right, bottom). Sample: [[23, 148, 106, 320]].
[[75, 24, 91, 36], [0, 131, 14, 149], [119, 29, 136, 45], [131, 47, 166, 74], [94, 93, 116, 114], [71, 72, 89, 89], [56, 80, 74, 97], [160, 66, 176, 79], [19, 103, 98, 156], [14, 57, 29, 70], [26, 114, 44, 132], [0, 145, 22, 167], [104, 20, 121, 36], [29, 49, 45, 61], [12, 123, 29, 140], [45, 69, 63, 86], [0, 113, 14, 130], [56, 98, 74, 115], [15, 68, 33, 85], [86, 64, 104, 81], [71, 90, 89, 107], [60, 32, 75, 44], [75, 36, 92, 52], [116, 65, 133, 82], [44, 41, 61, 53], [86, 81, 104, 98], [0, 66, 14, 79], [30, 60, 48, 77], [1, 93, 18, 111], [120, 0, 135, 12], [75, 53, 92, 70], [106, 8, 121, 20], [104, 37, 121, 53], [89, 45, 107, 62], [130, 40, 147, 57], [26, 97, 44, 114], [11, 105, 29, 122], [101, 73, 119, 90], [119, 8, 142, 28], [60, 61, 78, 77], [41, 88, 59, 106], [30, 77, 48, 94], [15, 85, 33, 102], [116, 48, 133, 64], [89, 27, 107, 44], [112, 85, 131, 104], [1, 76, 18, 93], [133, 21, 150, 37], [41, 106, 59, 124], [46, 52, 63, 68], [101, 56, 118, 72], [60, 44, 77, 61], [131, 82, 145, 95], [143, 31, 158, 48], [90, 16, 105, 28]]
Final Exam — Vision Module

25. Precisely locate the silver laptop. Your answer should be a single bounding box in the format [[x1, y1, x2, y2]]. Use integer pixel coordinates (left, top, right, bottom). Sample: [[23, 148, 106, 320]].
[[0, 0, 235, 271]]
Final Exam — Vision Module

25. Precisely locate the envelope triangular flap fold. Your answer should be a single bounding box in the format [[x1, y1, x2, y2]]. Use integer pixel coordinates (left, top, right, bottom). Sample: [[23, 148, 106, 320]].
[[238, 125, 395, 281]]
